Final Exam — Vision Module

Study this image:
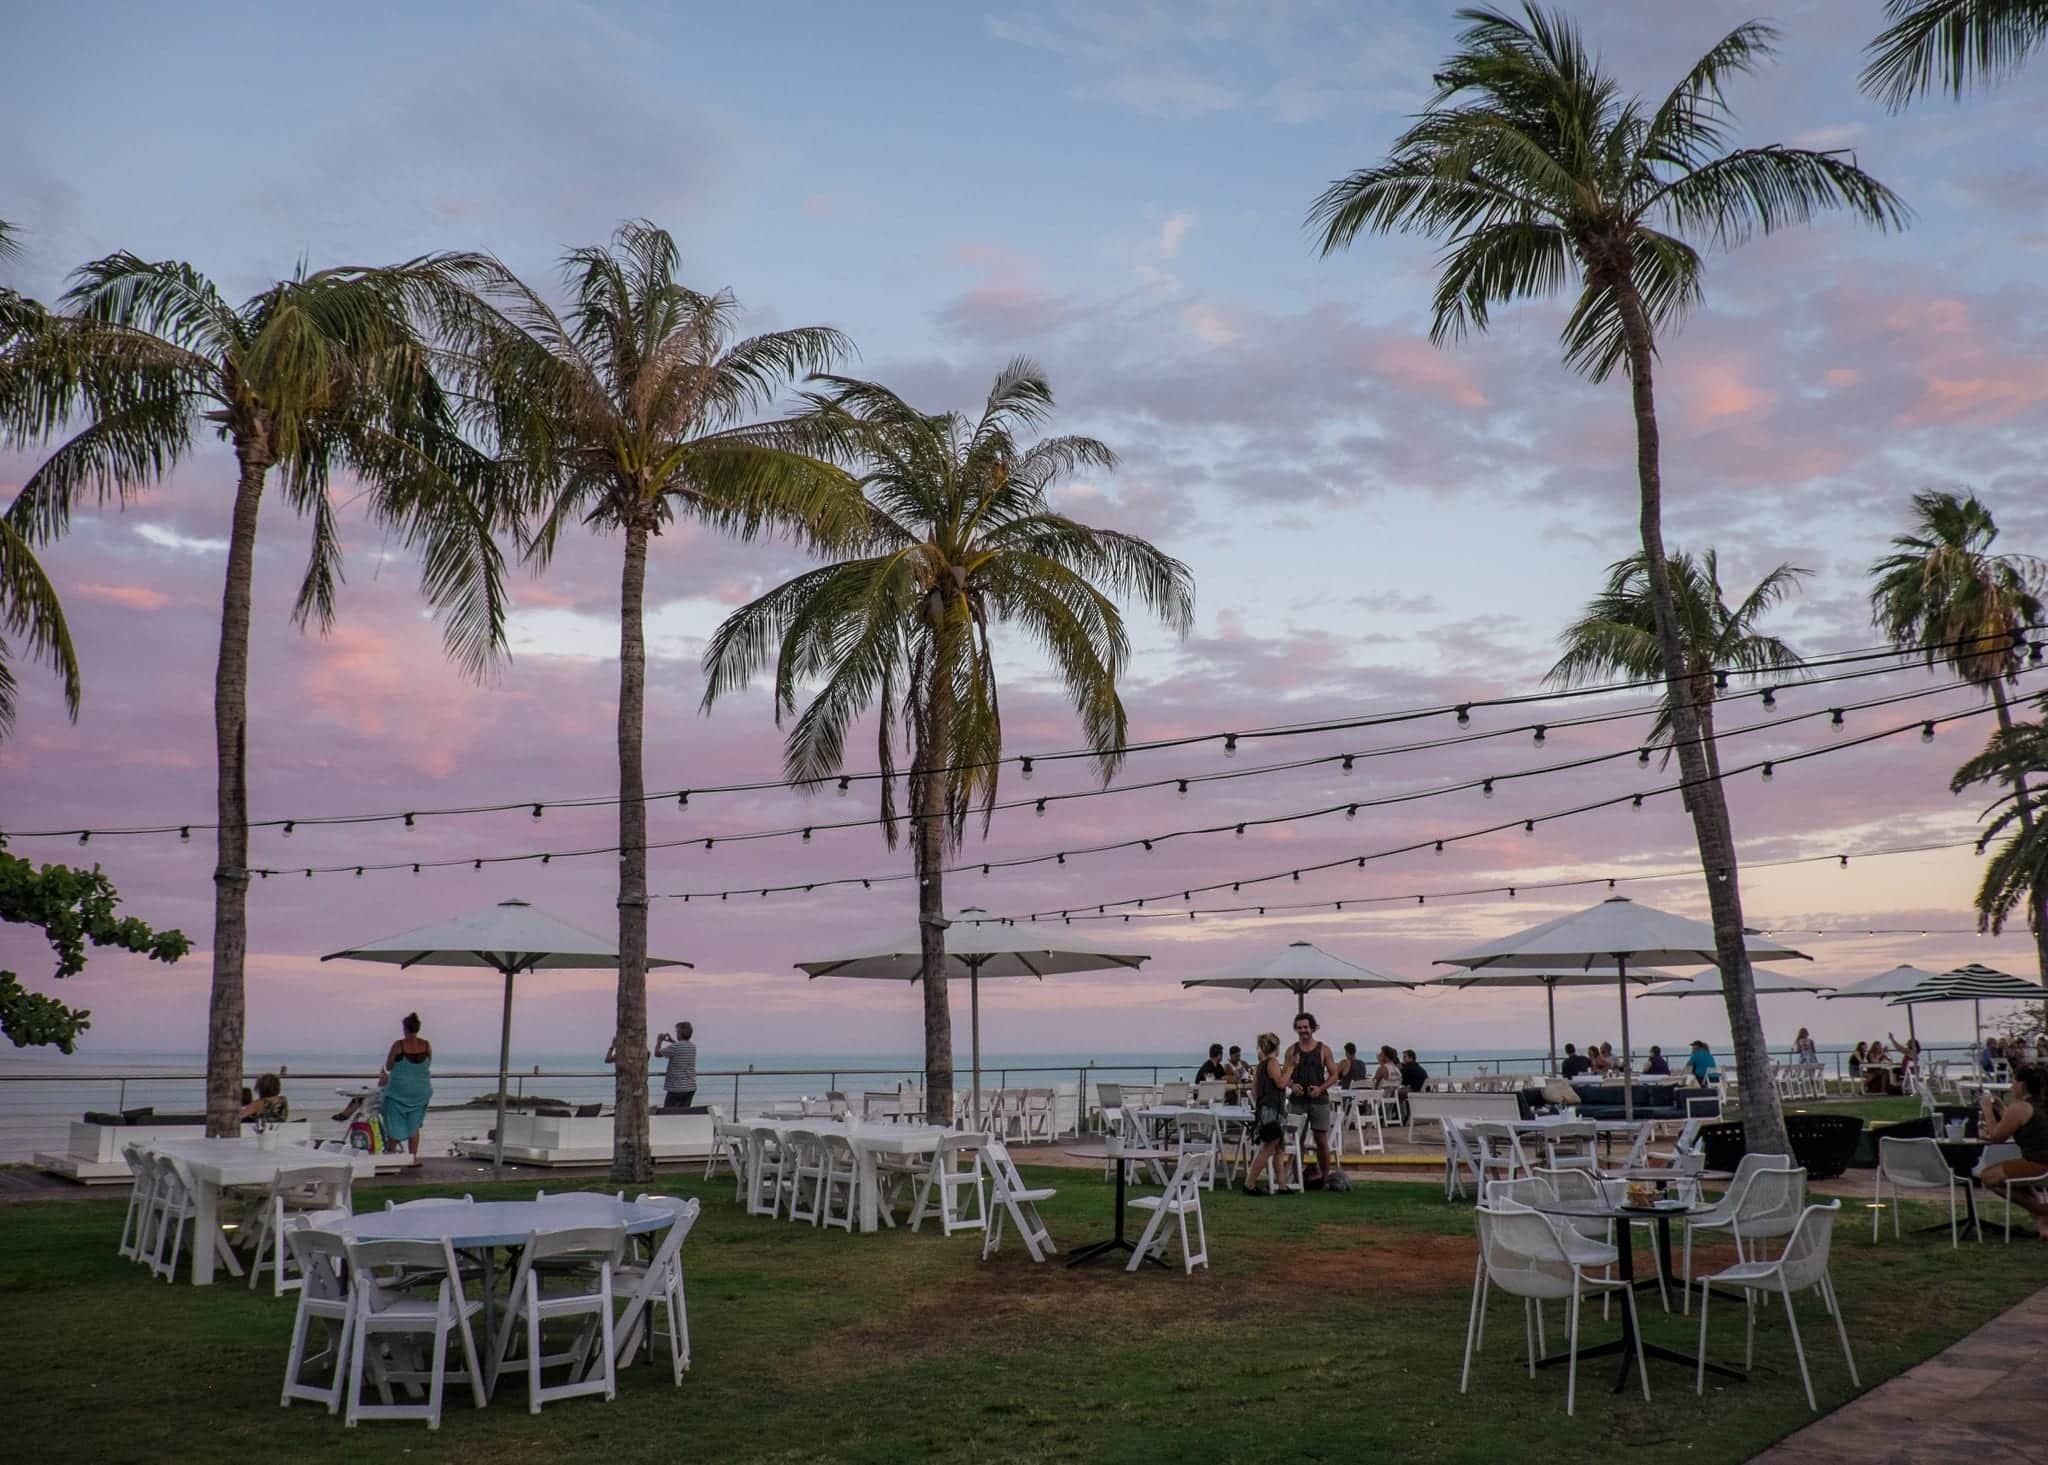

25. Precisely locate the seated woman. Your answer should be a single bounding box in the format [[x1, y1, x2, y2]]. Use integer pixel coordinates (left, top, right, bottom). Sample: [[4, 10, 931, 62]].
[[1848, 1041, 1866, 1081], [1370, 1044, 1402, 1089], [238, 1072, 288, 1124], [1979, 1067, 2048, 1242], [1864, 1039, 1891, 1094], [1643, 1045, 1671, 1076]]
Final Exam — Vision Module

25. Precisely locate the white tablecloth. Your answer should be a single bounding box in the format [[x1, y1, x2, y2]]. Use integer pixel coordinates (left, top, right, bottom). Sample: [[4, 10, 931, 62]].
[[142, 1137, 374, 1285], [742, 1120, 950, 1232]]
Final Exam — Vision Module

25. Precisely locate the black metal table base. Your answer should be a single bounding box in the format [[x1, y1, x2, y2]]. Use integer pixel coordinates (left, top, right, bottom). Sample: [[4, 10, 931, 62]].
[[1532, 1212, 1747, 1392], [1069, 1155, 1168, 1269]]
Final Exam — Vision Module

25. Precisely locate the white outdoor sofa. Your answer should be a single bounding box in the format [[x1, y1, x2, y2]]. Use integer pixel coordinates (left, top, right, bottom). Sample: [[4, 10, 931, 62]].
[[450, 1109, 717, 1166], [36, 1118, 313, 1183], [1403, 1089, 1527, 1140]]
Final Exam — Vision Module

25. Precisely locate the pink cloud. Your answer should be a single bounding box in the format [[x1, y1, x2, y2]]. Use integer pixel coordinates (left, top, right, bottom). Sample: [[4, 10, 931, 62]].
[[75, 582, 172, 611], [1368, 339, 1489, 408]]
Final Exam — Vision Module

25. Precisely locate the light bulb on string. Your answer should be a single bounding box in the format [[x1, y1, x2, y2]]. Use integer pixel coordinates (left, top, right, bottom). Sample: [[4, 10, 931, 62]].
[[678, 791, 690, 808], [1035, 799, 1047, 818], [1523, 820, 1535, 835], [1345, 804, 1357, 820], [1761, 687, 1776, 709], [802, 828, 812, 843], [1222, 734, 1238, 758], [1632, 793, 1644, 810], [179, 826, 191, 841], [1455, 704, 1470, 725], [1761, 762, 1773, 782], [1637, 748, 1651, 766], [1434, 840, 1444, 855], [1177, 779, 1189, 799], [531, 804, 544, 820], [1532, 725, 1546, 745], [1020, 757, 1034, 781], [1830, 708, 1845, 733], [1920, 721, 1935, 743], [404, 813, 416, 828], [1234, 824, 1245, 840], [1340, 755, 1354, 775], [1481, 778, 1495, 799], [837, 777, 851, 797], [282, 821, 294, 839]]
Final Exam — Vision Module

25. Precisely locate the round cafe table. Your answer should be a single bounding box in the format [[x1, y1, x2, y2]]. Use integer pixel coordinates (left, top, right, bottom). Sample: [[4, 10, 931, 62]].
[[1062, 1145, 1172, 1269], [1529, 1194, 1746, 1394], [342, 1192, 680, 1364]]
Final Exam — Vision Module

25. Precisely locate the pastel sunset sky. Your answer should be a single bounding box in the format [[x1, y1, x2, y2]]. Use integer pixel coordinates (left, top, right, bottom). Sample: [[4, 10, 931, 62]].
[[4, 1, 2045, 1065]]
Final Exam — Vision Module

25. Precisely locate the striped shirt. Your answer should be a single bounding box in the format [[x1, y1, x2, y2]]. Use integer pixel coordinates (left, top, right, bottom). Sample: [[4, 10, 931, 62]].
[[663, 1039, 697, 1096]]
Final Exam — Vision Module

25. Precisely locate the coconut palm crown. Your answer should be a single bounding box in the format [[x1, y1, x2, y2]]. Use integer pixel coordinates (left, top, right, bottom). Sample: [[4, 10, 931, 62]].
[[1862, 0, 2048, 108], [701, 361, 1193, 1122], [403, 219, 858, 1182], [2, 251, 509, 1136], [1548, 549, 1808, 769]]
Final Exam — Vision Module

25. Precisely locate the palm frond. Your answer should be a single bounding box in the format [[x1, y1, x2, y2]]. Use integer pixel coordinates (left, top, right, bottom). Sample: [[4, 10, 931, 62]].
[[0, 513, 80, 735], [1861, 0, 2048, 108]]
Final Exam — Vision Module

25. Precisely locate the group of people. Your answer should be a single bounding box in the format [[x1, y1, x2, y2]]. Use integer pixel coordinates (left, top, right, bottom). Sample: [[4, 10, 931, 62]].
[[1557, 1039, 1718, 1085], [1979, 1034, 2039, 1073], [1190, 1016, 1430, 1197], [1847, 1034, 1920, 1094]]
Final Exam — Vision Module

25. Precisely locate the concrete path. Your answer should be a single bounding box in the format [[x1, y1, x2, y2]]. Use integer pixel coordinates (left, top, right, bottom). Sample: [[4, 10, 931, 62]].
[[1752, 1283, 2047, 1463]]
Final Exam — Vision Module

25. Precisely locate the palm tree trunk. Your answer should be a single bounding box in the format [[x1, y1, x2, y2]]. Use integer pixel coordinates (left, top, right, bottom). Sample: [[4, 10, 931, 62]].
[[915, 605, 958, 1129], [611, 517, 652, 1184], [1611, 271, 1789, 1155], [1990, 680, 2048, 1016], [204, 444, 267, 1137]]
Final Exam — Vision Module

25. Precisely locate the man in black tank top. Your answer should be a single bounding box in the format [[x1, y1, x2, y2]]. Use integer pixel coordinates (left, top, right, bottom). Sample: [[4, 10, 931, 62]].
[[1287, 1012, 1339, 1186]]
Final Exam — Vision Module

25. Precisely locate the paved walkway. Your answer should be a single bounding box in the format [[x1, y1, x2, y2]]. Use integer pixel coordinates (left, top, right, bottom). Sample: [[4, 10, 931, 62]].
[[1753, 1282, 2048, 1464]]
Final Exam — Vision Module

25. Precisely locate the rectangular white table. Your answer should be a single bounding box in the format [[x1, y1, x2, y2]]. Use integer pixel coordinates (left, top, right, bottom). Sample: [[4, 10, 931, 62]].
[[743, 1119, 949, 1232], [143, 1137, 375, 1284]]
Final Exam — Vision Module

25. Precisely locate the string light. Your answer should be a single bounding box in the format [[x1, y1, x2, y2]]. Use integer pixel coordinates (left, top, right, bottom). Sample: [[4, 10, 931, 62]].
[[1921, 721, 1935, 742], [178, 826, 190, 841], [531, 804, 544, 819], [15, 642, 2016, 847], [1177, 779, 1189, 798], [1020, 758, 1034, 780], [1761, 762, 1773, 781], [1223, 734, 1238, 758], [1456, 705, 1471, 725], [1341, 755, 1355, 775], [1532, 725, 1546, 745], [837, 777, 851, 796], [1035, 799, 1047, 817], [1830, 708, 1845, 731]]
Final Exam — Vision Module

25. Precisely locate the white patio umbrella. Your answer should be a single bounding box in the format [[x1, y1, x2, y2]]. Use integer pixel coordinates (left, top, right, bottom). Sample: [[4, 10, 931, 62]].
[[322, 898, 692, 1173], [1885, 963, 2046, 1049], [1181, 940, 1412, 1016], [1435, 896, 1810, 1119], [796, 906, 1148, 1125], [1420, 965, 1681, 1076], [1643, 967, 1836, 998], [1819, 964, 1947, 1043]]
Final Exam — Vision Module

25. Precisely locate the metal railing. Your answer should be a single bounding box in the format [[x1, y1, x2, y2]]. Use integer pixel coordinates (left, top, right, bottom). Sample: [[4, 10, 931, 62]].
[[0, 1042, 1988, 1117]]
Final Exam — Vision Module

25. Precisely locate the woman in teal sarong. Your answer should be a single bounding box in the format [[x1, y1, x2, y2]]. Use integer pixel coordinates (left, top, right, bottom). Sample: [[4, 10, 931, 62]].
[[379, 1011, 433, 1155]]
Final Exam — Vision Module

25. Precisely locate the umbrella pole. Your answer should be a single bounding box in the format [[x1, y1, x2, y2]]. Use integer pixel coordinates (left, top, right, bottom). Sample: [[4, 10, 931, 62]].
[[971, 961, 983, 1134], [1973, 998, 1981, 1052], [1618, 958, 1634, 1123], [1546, 983, 1558, 1076], [492, 965, 515, 1178], [1296, 988, 1306, 1018]]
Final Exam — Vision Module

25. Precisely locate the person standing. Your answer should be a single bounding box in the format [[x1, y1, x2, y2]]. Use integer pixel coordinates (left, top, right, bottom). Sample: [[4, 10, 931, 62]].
[[657, 1021, 697, 1112], [1243, 1032, 1295, 1196], [380, 1012, 433, 1157], [1287, 1012, 1339, 1187], [1793, 1028, 1818, 1063]]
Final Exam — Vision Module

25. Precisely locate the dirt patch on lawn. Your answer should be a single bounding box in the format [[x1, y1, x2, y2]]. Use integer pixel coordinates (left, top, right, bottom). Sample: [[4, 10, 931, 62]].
[[1257, 1224, 1475, 1294]]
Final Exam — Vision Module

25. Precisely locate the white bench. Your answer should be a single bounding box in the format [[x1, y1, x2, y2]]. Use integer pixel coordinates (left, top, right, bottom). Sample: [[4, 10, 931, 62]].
[[1404, 1090, 1524, 1140], [36, 1119, 312, 1183], [450, 1110, 716, 1166]]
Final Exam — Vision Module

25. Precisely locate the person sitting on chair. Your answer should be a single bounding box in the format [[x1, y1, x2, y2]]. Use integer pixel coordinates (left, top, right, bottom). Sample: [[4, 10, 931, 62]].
[[1560, 1043, 1591, 1079], [1398, 1049, 1429, 1091], [1685, 1040, 1717, 1088], [1335, 1042, 1369, 1087], [1643, 1045, 1671, 1077], [1195, 1043, 1231, 1085], [1978, 1066, 2048, 1242], [238, 1073, 287, 1123]]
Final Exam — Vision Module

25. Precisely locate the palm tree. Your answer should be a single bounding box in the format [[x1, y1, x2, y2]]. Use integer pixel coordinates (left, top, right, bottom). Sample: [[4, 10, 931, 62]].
[[407, 221, 857, 1183], [1309, 4, 1906, 1152], [1950, 721, 2048, 1031], [701, 362, 1194, 1126], [1548, 549, 1808, 787], [1863, 1, 2048, 107], [1, 253, 509, 1136], [1874, 489, 2048, 980], [0, 220, 80, 737]]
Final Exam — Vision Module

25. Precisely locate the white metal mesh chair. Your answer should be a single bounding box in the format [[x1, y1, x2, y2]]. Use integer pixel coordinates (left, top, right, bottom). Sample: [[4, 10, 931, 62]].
[[615, 1196, 699, 1386], [982, 1139, 1058, 1263], [1874, 1137, 1976, 1246], [1992, 1163, 2048, 1243], [1728, 1166, 1808, 1265], [1695, 1202, 1857, 1411], [247, 1163, 355, 1296], [1679, 1152, 1796, 1312], [1463, 1204, 1645, 1415], [1127, 1147, 1212, 1273], [490, 1225, 624, 1413], [342, 1235, 487, 1429], [279, 1227, 355, 1414], [910, 1133, 988, 1236]]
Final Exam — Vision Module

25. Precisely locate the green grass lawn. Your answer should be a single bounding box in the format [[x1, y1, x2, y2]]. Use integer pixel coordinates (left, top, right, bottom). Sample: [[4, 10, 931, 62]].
[[5, 1166, 2044, 1464]]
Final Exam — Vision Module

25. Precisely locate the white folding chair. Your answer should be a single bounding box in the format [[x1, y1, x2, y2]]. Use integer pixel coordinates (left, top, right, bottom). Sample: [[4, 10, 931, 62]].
[[247, 1163, 355, 1296], [982, 1139, 1058, 1263], [615, 1197, 699, 1385], [1095, 1082, 1125, 1136], [342, 1235, 487, 1429], [813, 1132, 860, 1233], [910, 1133, 988, 1236], [784, 1129, 826, 1226], [1160, 1081, 1194, 1106], [118, 1143, 158, 1262], [1679, 1152, 1796, 1312], [1024, 1088, 1057, 1142], [1463, 1204, 1645, 1415], [279, 1227, 355, 1414], [1696, 1202, 1857, 1411], [1128, 1147, 1212, 1273], [1172, 1111, 1224, 1190], [143, 1154, 243, 1284], [746, 1126, 790, 1219], [1443, 1122, 1483, 1201], [1343, 1092, 1387, 1158], [1471, 1122, 1532, 1188], [1192, 1080, 1227, 1106], [490, 1225, 623, 1413], [706, 1122, 750, 1194], [1874, 1137, 1976, 1247], [1540, 1122, 1598, 1172]]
